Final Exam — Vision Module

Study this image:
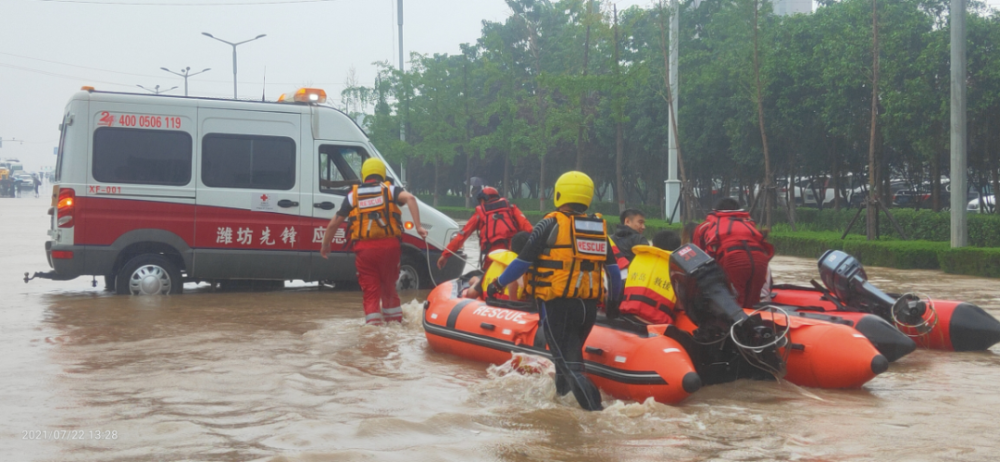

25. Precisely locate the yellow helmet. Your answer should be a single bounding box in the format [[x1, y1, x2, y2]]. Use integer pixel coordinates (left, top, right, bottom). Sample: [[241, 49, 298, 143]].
[[553, 171, 594, 209], [361, 158, 387, 181]]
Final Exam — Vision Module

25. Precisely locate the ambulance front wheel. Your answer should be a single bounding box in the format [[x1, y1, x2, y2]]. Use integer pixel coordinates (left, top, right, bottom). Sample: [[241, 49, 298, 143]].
[[398, 253, 430, 291], [116, 254, 183, 296]]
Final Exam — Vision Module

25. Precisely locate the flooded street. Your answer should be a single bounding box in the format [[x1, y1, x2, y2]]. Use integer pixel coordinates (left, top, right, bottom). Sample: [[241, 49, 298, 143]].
[[2, 196, 999, 461]]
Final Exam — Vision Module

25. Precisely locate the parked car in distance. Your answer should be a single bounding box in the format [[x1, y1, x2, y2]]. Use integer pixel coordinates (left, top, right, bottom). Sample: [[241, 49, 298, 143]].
[[967, 194, 995, 214], [14, 174, 35, 190]]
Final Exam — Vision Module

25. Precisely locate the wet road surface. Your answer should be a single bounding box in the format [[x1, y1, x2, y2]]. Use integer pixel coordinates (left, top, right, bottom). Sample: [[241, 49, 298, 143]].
[[2, 196, 999, 461]]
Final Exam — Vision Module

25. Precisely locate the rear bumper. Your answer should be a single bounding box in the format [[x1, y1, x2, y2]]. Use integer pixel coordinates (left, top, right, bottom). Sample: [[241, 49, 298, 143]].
[[42, 241, 118, 280]]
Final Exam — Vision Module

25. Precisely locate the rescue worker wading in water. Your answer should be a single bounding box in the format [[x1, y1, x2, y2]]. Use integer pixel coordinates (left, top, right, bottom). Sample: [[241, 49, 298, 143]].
[[320, 158, 428, 325], [437, 186, 533, 271], [692, 197, 774, 308], [487, 171, 623, 411]]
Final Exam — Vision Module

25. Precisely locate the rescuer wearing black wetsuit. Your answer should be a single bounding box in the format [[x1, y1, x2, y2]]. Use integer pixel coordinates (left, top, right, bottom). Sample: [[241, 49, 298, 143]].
[[487, 171, 622, 411]]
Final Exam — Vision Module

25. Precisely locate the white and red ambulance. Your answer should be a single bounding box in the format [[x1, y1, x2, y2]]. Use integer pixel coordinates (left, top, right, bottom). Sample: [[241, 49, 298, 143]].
[[32, 87, 465, 294]]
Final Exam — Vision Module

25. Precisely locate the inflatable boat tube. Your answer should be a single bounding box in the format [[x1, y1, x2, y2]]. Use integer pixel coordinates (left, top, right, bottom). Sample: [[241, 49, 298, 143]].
[[663, 307, 887, 389], [423, 279, 703, 405], [771, 287, 1000, 352]]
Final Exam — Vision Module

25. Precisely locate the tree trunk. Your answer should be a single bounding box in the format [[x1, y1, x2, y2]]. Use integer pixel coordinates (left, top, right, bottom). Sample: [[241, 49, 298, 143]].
[[614, 5, 626, 214], [463, 60, 473, 209], [465, 153, 472, 208], [751, 0, 773, 229], [576, 0, 593, 171], [503, 154, 510, 198], [539, 153, 547, 212], [433, 159, 441, 207], [932, 149, 942, 211], [992, 111, 1000, 213], [833, 153, 843, 211], [866, 0, 880, 240], [786, 154, 798, 231]]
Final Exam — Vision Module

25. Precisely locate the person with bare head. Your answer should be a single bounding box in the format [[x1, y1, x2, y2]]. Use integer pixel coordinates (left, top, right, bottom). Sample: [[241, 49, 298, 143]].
[[609, 208, 649, 280]]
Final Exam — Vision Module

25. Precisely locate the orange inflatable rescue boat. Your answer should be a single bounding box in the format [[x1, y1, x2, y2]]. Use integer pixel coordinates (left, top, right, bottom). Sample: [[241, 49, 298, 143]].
[[423, 245, 887, 405], [770, 250, 1000, 354], [664, 245, 887, 390], [423, 279, 703, 405]]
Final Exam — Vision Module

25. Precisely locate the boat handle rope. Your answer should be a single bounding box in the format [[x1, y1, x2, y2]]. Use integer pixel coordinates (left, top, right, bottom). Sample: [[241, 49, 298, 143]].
[[421, 232, 478, 289], [891, 292, 939, 337], [730, 305, 792, 353]]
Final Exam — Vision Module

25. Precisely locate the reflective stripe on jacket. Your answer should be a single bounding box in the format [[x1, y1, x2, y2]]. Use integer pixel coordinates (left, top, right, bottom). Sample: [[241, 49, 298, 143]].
[[527, 211, 609, 301], [349, 181, 403, 241]]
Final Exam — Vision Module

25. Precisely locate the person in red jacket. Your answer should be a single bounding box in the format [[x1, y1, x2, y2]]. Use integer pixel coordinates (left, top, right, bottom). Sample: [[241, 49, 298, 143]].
[[437, 186, 533, 271], [692, 197, 774, 308]]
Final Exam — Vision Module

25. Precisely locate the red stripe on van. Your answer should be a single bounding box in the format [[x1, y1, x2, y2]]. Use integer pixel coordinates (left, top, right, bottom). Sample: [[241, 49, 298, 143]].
[[73, 197, 441, 252]]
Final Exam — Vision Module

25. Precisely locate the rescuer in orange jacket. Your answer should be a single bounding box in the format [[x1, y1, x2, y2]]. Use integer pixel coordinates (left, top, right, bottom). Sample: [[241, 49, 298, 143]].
[[692, 197, 774, 308], [437, 186, 533, 271], [486, 171, 622, 412], [320, 158, 427, 326]]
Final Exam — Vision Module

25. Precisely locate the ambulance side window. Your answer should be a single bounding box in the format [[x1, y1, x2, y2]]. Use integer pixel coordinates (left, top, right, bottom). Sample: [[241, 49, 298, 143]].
[[92, 127, 192, 185], [202, 134, 296, 190], [318, 145, 367, 194]]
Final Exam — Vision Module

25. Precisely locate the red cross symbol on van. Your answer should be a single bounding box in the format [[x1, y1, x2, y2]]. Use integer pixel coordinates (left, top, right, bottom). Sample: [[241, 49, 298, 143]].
[[260, 194, 269, 202]]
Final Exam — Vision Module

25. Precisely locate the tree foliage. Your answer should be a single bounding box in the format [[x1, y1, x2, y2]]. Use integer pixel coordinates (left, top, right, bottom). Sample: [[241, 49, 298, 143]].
[[340, 0, 1000, 215]]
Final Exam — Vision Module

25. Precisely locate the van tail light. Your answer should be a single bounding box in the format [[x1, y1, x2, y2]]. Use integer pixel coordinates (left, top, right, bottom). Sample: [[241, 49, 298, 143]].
[[57, 188, 75, 228], [52, 251, 74, 259]]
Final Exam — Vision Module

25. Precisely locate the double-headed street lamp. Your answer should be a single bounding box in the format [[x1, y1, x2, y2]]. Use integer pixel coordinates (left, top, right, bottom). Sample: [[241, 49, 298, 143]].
[[161, 66, 211, 97], [136, 84, 177, 95], [201, 32, 266, 99]]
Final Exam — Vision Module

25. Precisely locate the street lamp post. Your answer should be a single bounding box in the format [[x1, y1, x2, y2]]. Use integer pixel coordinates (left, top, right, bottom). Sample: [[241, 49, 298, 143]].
[[161, 66, 211, 97], [201, 32, 266, 99], [136, 84, 178, 95]]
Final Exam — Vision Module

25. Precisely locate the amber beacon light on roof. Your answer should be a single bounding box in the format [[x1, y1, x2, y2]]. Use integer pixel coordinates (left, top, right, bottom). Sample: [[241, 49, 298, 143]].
[[277, 88, 327, 104]]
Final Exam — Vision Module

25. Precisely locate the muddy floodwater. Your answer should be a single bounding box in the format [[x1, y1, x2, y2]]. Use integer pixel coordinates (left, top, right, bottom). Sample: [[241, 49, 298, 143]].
[[2, 196, 1000, 461]]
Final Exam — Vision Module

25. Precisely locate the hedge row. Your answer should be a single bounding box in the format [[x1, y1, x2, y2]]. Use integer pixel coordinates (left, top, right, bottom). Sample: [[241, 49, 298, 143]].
[[772, 208, 1000, 248], [768, 231, 1000, 278], [767, 231, 947, 270], [937, 247, 1000, 278], [438, 207, 998, 278]]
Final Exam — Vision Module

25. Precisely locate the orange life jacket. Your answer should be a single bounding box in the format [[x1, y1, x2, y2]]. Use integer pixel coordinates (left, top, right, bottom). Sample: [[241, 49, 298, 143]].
[[619, 245, 676, 324], [348, 181, 403, 241], [476, 198, 519, 252], [527, 211, 609, 301]]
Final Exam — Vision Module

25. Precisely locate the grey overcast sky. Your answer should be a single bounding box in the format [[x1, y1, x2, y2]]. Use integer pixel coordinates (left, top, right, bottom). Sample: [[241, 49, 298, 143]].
[[0, 0, 643, 171], [0, 0, 995, 172]]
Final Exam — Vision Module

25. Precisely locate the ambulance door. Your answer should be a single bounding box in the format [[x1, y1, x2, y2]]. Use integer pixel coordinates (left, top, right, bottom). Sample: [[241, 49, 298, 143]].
[[193, 109, 309, 280], [307, 142, 368, 281]]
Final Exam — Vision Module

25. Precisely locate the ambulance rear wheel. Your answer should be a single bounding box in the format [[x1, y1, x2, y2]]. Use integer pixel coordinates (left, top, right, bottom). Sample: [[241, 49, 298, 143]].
[[398, 254, 430, 291], [116, 254, 183, 296]]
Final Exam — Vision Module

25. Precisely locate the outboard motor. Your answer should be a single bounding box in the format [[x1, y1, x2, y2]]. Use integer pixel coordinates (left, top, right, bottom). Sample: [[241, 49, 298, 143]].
[[670, 244, 747, 338], [669, 245, 785, 383], [818, 250, 926, 324]]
